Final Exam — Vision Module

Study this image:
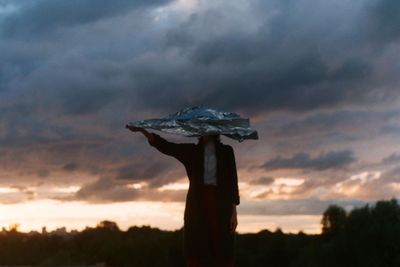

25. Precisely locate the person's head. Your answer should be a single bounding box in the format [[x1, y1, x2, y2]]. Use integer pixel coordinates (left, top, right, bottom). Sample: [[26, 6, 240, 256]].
[[198, 134, 221, 145]]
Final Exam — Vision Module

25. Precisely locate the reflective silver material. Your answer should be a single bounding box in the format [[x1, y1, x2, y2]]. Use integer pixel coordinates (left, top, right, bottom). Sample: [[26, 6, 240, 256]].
[[128, 105, 258, 142]]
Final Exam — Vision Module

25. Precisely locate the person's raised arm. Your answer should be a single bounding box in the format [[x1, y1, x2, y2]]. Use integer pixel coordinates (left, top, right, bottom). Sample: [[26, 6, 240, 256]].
[[126, 125, 191, 165], [126, 125, 155, 144]]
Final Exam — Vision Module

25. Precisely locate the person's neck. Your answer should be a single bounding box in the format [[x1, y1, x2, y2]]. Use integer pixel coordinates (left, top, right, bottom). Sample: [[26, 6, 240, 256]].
[[204, 139, 214, 145]]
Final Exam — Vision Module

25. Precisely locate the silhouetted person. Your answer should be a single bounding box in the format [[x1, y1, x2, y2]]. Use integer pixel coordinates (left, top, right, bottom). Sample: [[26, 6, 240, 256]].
[[127, 126, 239, 267]]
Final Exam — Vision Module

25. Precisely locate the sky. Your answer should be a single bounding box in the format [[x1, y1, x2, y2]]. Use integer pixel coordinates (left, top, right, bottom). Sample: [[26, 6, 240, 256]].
[[0, 0, 400, 234]]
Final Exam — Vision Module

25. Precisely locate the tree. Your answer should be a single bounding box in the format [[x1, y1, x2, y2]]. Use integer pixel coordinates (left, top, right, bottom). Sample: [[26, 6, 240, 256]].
[[321, 205, 346, 236], [96, 221, 119, 231]]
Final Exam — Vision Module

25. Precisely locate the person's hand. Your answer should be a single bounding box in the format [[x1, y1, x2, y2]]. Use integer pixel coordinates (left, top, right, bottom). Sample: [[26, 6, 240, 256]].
[[126, 125, 154, 143], [126, 125, 143, 132], [230, 205, 238, 234]]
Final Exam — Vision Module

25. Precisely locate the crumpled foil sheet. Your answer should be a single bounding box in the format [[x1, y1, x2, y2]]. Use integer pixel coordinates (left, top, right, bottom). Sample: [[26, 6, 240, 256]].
[[128, 105, 258, 142]]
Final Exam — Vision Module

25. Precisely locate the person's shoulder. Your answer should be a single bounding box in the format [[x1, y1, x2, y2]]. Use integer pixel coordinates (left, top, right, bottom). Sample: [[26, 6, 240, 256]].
[[181, 142, 196, 147], [176, 138, 197, 148], [219, 142, 234, 152]]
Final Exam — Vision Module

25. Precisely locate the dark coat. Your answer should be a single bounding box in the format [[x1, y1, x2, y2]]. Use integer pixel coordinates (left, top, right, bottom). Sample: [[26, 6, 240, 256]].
[[148, 133, 240, 260]]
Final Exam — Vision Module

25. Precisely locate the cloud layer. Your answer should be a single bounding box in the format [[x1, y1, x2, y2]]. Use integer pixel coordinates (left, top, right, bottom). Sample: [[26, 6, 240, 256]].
[[0, 0, 399, 219], [261, 150, 356, 171]]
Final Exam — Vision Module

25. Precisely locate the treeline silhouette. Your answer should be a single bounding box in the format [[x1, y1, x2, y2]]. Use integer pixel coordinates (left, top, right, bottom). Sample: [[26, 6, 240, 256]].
[[0, 199, 399, 267]]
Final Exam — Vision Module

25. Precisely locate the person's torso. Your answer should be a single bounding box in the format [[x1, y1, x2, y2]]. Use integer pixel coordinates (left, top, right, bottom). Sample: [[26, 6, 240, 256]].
[[203, 141, 217, 186]]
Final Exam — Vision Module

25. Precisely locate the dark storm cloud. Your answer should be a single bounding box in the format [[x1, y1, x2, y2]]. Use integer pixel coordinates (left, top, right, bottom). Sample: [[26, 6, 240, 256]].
[[37, 169, 50, 178], [1, 0, 398, 117], [380, 124, 400, 135], [117, 161, 172, 181], [276, 110, 400, 137], [0, 0, 172, 38], [0, 103, 73, 148], [0, 0, 398, 117], [63, 162, 79, 172], [367, 0, 400, 42], [382, 153, 400, 165], [197, 54, 371, 114], [61, 89, 118, 115], [260, 109, 400, 152], [0, 0, 400, 205], [249, 176, 275, 185], [113, 0, 399, 116], [74, 177, 140, 202], [72, 177, 186, 203], [380, 165, 400, 183], [261, 150, 356, 171]]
